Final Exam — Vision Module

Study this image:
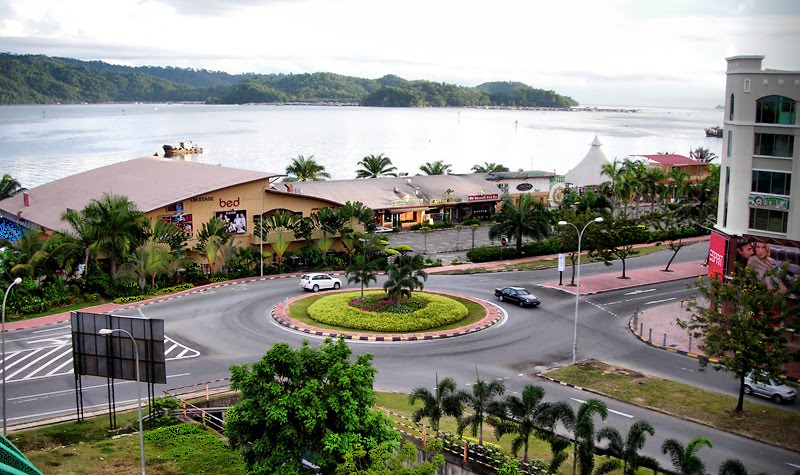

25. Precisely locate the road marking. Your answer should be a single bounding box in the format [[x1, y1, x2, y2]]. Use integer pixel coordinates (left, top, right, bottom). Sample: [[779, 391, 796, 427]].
[[5, 345, 65, 380], [680, 367, 695, 373], [32, 326, 69, 334], [570, 398, 633, 418], [232, 285, 248, 291], [787, 462, 800, 469], [624, 289, 656, 295], [644, 298, 677, 305], [9, 373, 192, 402]]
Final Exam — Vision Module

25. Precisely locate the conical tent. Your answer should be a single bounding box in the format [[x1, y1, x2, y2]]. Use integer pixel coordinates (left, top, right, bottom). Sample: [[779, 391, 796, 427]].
[[565, 135, 611, 187]]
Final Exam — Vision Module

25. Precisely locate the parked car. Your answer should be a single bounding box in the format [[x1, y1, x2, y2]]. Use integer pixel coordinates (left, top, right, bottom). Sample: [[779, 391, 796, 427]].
[[373, 225, 393, 233], [300, 273, 342, 292], [494, 287, 541, 307], [744, 371, 797, 404]]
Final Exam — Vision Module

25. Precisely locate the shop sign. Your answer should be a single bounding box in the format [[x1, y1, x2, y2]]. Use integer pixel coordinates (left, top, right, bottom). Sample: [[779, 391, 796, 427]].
[[748, 194, 789, 210], [190, 196, 214, 202], [429, 197, 462, 204], [516, 183, 533, 191], [468, 194, 499, 201], [707, 231, 727, 279], [390, 198, 424, 206]]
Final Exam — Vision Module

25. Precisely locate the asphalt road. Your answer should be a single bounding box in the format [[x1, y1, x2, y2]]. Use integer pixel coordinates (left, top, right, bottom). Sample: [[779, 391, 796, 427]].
[[4, 242, 799, 473]]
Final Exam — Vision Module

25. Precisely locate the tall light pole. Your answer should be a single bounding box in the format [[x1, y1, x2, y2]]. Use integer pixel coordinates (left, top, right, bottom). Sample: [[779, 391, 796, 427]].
[[259, 180, 266, 277], [2, 276, 22, 436], [98, 328, 145, 475], [557, 217, 603, 364]]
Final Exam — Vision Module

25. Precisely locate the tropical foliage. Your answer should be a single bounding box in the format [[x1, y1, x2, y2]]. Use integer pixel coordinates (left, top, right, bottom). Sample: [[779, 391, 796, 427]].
[[419, 160, 452, 175], [409, 375, 467, 436], [456, 373, 505, 446], [356, 154, 398, 178], [284, 154, 331, 181], [489, 195, 552, 252], [471, 162, 509, 173]]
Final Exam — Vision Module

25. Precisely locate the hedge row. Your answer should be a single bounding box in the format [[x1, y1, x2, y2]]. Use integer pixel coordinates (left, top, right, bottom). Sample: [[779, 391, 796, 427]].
[[307, 291, 468, 332]]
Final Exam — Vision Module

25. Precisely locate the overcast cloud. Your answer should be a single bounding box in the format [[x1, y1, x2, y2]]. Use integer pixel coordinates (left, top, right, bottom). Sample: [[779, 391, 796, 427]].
[[1, 0, 797, 107]]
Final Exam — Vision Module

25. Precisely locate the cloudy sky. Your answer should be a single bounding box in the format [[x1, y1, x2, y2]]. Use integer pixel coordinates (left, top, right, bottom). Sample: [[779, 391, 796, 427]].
[[1, 0, 798, 107]]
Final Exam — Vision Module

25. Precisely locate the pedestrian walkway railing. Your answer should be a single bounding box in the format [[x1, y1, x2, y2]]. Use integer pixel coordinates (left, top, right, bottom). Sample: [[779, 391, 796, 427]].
[[630, 306, 701, 354]]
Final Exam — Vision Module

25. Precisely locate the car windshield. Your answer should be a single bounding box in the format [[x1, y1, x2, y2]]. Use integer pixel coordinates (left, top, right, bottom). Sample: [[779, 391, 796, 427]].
[[517, 289, 531, 295], [301, 275, 310, 280]]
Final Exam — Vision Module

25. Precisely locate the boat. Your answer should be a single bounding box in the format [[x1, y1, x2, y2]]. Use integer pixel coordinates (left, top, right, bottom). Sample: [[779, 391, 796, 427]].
[[704, 126, 723, 138], [163, 141, 203, 156]]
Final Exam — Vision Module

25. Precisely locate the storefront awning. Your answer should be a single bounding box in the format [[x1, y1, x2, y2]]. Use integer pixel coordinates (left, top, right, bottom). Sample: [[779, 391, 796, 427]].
[[388, 207, 430, 214]]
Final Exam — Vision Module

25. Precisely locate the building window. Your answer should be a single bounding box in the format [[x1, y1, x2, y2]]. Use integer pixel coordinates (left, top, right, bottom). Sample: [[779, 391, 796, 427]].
[[749, 208, 788, 233], [744, 79, 751, 93], [755, 95, 797, 124], [727, 131, 733, 157], [753, 133, 794, 158], [752, 170, 791, 195], [729, 93, 735, 121], [723, 166, 730, 227]]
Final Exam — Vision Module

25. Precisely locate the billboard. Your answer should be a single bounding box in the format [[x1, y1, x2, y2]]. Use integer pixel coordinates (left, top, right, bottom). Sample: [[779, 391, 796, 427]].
[[215, 210, 248, 234], [708, 231, 800, 295]]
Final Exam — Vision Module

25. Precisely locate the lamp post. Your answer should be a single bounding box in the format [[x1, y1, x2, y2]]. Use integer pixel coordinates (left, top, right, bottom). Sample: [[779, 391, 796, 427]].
[[557, 217, 603, 364], [98, 328, 145, 475], [260, 181, 266, 277], [2, 277, 23, 436]]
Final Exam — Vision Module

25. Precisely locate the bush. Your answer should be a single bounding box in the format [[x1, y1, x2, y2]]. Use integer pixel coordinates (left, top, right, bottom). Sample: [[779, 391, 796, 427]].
[[306, 290, 468, 332], [113, 295, 148, 304], [466, 246, 521, 263], [463, 218, 481, 226], [153, 283, 194, 295]]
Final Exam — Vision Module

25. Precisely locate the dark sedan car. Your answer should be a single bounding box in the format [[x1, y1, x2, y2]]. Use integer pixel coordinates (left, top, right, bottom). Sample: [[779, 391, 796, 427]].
[[494, 287, 541, 307]]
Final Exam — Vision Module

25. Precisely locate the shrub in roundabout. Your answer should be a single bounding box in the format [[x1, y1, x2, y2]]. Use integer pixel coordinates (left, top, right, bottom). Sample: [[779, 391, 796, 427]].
[[306, 290, 468, 332]]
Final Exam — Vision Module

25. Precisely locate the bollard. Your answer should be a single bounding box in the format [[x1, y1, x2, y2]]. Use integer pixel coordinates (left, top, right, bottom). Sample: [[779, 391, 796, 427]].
[[464, 441, 468, 463], [663, 333, 667, 347], [648, 328, 652, 343], [182, 402, 187, 419], [688, 335, 692, 352], [422, 428, 426, 446], [206, 382, 210, 401], [639, 322, 643, 335], [680, 299, 684, 308]]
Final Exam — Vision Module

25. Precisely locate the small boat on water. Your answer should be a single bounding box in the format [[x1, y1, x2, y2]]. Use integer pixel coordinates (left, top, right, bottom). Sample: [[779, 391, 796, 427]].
[[704, 126, 723, 138], [163, 141, 203, 156]]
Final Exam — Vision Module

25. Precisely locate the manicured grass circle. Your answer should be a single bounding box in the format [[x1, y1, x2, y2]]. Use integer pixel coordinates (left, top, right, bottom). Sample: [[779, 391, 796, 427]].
[[306, 290, 468, 332]]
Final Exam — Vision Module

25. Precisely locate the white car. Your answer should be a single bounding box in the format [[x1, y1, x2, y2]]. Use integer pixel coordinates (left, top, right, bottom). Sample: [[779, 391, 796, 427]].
[[744, 372, 797, 404], [373, 225, 393, 233], [299, 273, 342, 292]]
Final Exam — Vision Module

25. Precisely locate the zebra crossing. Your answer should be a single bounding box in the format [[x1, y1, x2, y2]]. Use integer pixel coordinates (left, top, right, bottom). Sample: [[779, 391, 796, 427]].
[[2, 333, 200, 383]]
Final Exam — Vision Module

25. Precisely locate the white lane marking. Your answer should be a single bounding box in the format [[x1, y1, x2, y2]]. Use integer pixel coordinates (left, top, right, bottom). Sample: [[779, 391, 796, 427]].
[[232, 285, 248, 291], [8, 373, 193, 402], [624, 289, 656, 295], [45, 357, 76, 376], [644, 298, 677, 305], [137, 307, 147, 318], [570, 398, 633, 418], [32, 326, 70, 334], [5, 345, 65, 379], [165, 342, 179, 355], [28, 335, 71, 345], [2, 348, 45, 371], [787, 462, 800, 469], [680, 367, 695, 373], [25, 347, 73, 379]]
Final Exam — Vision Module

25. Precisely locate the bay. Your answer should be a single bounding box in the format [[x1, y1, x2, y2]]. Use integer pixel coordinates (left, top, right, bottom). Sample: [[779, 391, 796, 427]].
[[0, 104, 723, 189]]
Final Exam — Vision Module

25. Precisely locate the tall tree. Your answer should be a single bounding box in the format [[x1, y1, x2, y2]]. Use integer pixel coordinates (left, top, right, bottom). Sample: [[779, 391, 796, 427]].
[[409, 374, 466, 437], [456, 372, 505, 446], [226, 338, 399, 474], [382, 254, 427, 307], [681, 266, 797, 412], [600, 159, 626, 214], [0, 174, 25, 200], [718, 458, 769, 475], [346, 254, 377, 298], [356, 154, 398, 178], [419, 160, 452, 175], [195, 216, 231, 273], [661, 437, 713, 475], [81, 194, 147, 277], [489, 195, 552, 252], [261, 210, 301, 269], [595, 420, 657, 475], [117, 239, 173, 290], [690, 147, 718, 163], [590, 216, 645, 279], [284, 154, 331, 181], [471, 162, 509, 173], [568, 399, 608, 475], [5, 227, 50, 279], [60, 208, 100, 284]]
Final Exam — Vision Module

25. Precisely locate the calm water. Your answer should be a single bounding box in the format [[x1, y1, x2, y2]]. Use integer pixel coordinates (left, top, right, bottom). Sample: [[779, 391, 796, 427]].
[[0, 104, 724, 188]]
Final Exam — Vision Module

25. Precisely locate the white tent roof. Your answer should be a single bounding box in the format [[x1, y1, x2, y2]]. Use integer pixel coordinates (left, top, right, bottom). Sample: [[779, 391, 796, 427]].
[[565, 136, 611, 187]]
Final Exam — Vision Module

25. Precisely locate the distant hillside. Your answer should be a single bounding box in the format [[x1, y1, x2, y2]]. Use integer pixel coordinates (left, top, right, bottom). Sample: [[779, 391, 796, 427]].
[[0, 53, 579, 108]]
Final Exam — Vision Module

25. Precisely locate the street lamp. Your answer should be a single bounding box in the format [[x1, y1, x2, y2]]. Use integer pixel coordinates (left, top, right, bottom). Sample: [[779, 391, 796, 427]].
[[557, 217, 603, 364], [2, 277, 22, 436], [98, 328, 145, 475]]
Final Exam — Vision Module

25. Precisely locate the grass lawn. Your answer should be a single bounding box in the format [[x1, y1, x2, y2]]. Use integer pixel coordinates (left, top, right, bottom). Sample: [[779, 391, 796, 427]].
[[286, 291, 487, 333], [546, 360, 800, 453]]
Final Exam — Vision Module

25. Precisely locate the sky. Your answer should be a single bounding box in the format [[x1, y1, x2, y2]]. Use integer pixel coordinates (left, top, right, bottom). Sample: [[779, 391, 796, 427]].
[[1, 0, 798, 107]]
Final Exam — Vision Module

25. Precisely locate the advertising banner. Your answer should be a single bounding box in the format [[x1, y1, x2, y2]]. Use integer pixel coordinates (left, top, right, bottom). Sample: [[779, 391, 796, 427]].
[[216, 210, 248, 234], [707, 231, 727, 279]]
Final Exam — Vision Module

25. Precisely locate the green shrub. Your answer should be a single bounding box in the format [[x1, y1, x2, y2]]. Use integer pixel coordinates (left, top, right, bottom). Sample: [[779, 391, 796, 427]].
[[307, 291, 468, 332], [113, 295, 148, 304], [466, 246, 521, 263], [153, 283, 194, 295]]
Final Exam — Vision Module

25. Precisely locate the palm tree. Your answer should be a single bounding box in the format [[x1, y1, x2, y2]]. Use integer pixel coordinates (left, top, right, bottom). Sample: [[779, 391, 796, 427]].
[[60, 208, 100, 283], [383, 254, 427, 307], [471, 162, 509, 173], [409, 374, 466, 437], [600, 159, 626, 213], [356, 154, 398, 178], [195, 216, 231, 273], [690, 147, 718, 163], [568, 399, 608, 475], [81, 194, 147, 277], [312, 207, 346, 260], [117, 240, 173, 290], [492, 384, 568, 463], [718, 458, 768, 475], [346, 254, 377, 298], [0, 174, 25, 200], [488, 195, 552, 252], [284, 154, 331, 181], [669, 167, 692, 202], [661, 436, 713, 475], [622, 159, 647, 218], [457, 372, 505, 446], [419, 160, 452, 175], [595, 420, 657, 475], [6, 228, 50, 279], [261, 210, 301, 269]]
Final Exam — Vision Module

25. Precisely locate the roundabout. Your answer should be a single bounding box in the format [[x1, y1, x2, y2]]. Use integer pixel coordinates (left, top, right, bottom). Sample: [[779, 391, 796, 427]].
[[272, 289, 504, 341]]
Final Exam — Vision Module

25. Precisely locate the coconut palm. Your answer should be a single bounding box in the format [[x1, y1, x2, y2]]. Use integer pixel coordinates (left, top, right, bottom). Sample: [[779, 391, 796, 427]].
[[488, 195, 552, 252], [356, 153, 398, 178], [718, 458, 769, 475], [419, 160, 452, 175], [0, 174, 25, 200], [567, 398, 608, 475], [60, 208, 100, 283], [195, 216, 232, 272], [471, 162, 509, 173], [117, 240, 173, 290], [284, 154, 331, 181], [457, 372, 505, 446], [690, 147, 718, 163], [81, 194, 147, 277], [5, 227, 50, 279], [595, 420, 657, 475], [383, 254, 427, 307], [261, 210, 301, 269], [661, 436, 713, 475], [409, 374, 466, 437], [600, 159, 626, 213], [345, 254, 377, 298], [492, 384, 570, 463]]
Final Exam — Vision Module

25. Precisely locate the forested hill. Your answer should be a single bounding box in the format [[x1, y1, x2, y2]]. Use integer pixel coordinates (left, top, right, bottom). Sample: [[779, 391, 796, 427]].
[[0, 53, 579, 108]]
